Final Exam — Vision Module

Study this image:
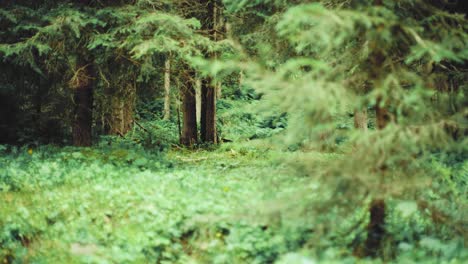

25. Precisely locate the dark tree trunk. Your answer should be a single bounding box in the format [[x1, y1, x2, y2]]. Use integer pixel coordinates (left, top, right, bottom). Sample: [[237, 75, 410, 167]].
[[363, 1, 388, 256], [361, 101, 390, 257], [73, 86, 93, 146], [199, 0, 220, 144], [180, 72, 198, 146], [72, 64, 94, 147], [201, 78, 217, 143], [35, 76, 45, 136], [364, 199, 386, 257], [362, 99, 391, 257]]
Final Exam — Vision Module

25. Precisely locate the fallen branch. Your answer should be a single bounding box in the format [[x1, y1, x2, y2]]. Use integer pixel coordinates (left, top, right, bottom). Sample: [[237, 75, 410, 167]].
[[175, 156, 208, 162], [133, 120, 151, 134]]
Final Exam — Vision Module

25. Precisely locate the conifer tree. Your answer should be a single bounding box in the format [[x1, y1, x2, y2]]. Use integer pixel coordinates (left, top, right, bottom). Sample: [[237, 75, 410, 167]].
[[180, 69, 198, 146], [199, 0, 222, 144], [70, 59, 95, 146], [222, 0, 467, 258], [163, 57, 172, 121], [1, 0, 214, 146]]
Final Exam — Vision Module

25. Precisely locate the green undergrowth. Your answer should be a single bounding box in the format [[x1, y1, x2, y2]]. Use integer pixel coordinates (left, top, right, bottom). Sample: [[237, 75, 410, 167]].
[[217, 99, 287, 142], [0, 142, 467, 263], [0, 142, 303, 263]]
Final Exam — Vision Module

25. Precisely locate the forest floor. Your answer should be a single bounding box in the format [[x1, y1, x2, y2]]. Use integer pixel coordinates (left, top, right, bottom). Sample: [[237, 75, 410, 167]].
[[1, 141, 466, 263], [0, 141, 328, 263]]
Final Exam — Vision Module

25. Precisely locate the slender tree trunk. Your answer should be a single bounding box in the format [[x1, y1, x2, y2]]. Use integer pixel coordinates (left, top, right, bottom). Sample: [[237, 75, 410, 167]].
[[35, 76, 44, 136], [72, 63, 94, 146], [364, 199, 386, 257], [363, 114, 389, 257], [180, 71, 198, 146], [199, 0, 221, 144], [215, 82, 223, 99], [201, 78, 217, 143], [354, 109, 368, 131], [200, 80, 206, 140], [214, 1, 222, 100], [123, 82, 135, 133], [196, 78, 202, 125], [177, 94, 182, 139], [363, 104, 389, 257], [216, 82, 222, 99], [110, 98, 124, 135], [163, 58, 171, 120], [363, 0, 387, 255], [108, 83, 135, 136], [101, 86, 112, 134], [363, 100, 389, 255]]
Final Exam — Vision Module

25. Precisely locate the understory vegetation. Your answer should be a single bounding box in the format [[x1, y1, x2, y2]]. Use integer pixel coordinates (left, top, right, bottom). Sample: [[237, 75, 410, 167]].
[[1, 104, 466, 263], [1, 0, 467, 263], [1, 141, 466, 263]]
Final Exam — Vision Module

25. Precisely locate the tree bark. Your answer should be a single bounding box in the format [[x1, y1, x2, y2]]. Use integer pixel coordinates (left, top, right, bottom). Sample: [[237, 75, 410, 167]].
[[213, 1, 222, 100], [364, 199, 386, 257], [216, 82, 222, 99], [201, 78, 217, 143], [180, 71, 198, 146], [123, 84, 135, 133], [107, 83, 135, 136], [199, 0, 221, 144], [163, 58, 171, 120], [35, 76, 45, 136], [363, 0, 388, 256], [72, 64, 94, 146], [362, 104, 389, 257], [196, 78, 202, 125]]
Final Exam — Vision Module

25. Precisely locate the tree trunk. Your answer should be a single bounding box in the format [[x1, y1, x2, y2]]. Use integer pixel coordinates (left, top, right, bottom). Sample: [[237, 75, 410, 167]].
[[214, 1, 222, 100], [163, 58, 171, 120], [354, 109, 368, 131], [72, 64, 93, 146], [201, 78, 217, 143], [216, 82, 222, 99], [362, 106, 389, 257], [35, 76, 45, 136], [123, 87, 135, 134], [123, 84, 135, 133], [200, 80, 217, 143], [199, 0, 220, 144], [363, 0, 388, 255], [110, 98, 124, 135], [108, 83, 135, 136], [180, 71, 198, 146], [196, 78, 202, 125], [364, 199, 386, 257]]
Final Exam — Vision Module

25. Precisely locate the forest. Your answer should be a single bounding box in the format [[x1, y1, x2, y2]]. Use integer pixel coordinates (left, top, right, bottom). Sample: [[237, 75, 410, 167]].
[[0, 0, 467, 263]]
